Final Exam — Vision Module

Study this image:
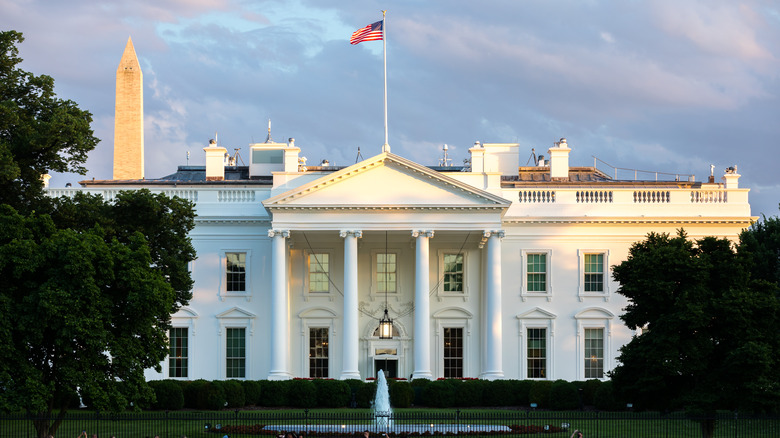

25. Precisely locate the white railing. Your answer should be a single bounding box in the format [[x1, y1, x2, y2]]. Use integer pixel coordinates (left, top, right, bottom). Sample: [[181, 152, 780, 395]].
[[691, 190, 727, 203], [518, 190, 555, 203], [218, 189, 255, 202], [633, 190, 670, 203], [576, 190, 613, 203]]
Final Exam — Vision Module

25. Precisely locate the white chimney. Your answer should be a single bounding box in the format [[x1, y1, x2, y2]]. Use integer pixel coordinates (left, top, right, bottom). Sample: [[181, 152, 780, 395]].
[[204, 139, 227, 181], [548, 138, 571, 181], [722, 165, 740, 189]]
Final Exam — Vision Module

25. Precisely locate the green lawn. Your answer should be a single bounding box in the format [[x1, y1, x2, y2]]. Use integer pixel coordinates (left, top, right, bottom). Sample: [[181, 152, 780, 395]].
[[1, 409, 777, 438]]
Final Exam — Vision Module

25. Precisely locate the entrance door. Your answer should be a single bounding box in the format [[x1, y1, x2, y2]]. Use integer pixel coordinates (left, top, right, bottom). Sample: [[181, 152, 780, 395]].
[[374, 358, 398, 378]]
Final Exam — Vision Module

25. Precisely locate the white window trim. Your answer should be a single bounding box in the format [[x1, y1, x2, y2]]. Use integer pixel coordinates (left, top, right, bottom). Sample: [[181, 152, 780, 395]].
[[219, 249, 252, 301], [521, 249, 553, 301], [516, 307, 556, 380], [437, 249, 468, 300], [168, 307, 198, 379], [433, 307, 473, 378], [217, 307, 256, 379], [298, 307, 337, 379], [577, 249, 610, 302], [574, 307, 615, 381], [371, 249, 400, 298], [303, 249, 334, 298]]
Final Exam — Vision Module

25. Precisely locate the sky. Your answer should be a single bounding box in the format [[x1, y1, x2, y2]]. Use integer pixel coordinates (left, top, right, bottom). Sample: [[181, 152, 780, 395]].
[[2, 0, 779, 217]]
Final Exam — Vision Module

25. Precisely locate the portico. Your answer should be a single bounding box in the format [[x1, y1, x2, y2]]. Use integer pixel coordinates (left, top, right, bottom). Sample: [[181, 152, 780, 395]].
[[262, 152, 510, 380]]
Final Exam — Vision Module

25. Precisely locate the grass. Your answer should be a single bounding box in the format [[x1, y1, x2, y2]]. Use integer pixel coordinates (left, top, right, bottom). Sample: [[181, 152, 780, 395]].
[[1, 409, 777, 438]]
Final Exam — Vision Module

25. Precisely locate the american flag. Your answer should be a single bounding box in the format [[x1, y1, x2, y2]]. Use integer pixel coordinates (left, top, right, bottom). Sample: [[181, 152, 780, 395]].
[[350, 21, 384, 45]]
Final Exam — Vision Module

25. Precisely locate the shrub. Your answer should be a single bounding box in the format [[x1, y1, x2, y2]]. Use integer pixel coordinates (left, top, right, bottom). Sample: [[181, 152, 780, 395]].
[[514, 380, 533, 406], [549, 380, 579, 410], [182, 380, 226, 410], [259, 380, 290, 407], [594, 380, 622, 411], [487, 379, 516, 406], [148, 380, 184, 410], [223, 380, 246, 408], [312, 379, 351, 408], [410, 379, 430, 406], [422, 379, 455, 408], [289, 379, 317, 408], [343, 379, 364, 407], [242, 380, 262, 406], [581, 379, 601, 407], [389, 381, 414, 408], [529, 380, 553, 409], [356, 381, 376, 409]]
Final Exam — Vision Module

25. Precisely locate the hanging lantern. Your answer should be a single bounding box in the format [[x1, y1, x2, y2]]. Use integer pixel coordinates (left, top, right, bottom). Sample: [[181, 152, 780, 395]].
[[378, 309, 393, 339]]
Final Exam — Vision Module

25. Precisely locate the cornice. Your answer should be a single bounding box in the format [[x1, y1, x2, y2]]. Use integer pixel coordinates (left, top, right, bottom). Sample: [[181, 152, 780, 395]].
[[502, 216, 757, 225], [265, 204, 507, 211]]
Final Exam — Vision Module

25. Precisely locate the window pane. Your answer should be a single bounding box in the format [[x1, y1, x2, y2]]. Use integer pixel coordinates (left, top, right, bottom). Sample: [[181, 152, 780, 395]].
[[226, 252, 246, 292], [309, 253, 329, 293], [527, 253, 547, 292], [443, 254, 464, 293], [443, 327, 463, 378], [309, 328, 329, 378], [527, 328, 546, 378], [584, 253, 604, 292], [377, 253, 397, 293], [169, 327, 188, 378], [584, 328, 604, 378], [226, 328, 246, 378]]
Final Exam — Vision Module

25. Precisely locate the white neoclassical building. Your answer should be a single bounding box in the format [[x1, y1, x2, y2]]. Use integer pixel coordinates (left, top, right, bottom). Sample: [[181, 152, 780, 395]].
[[45, 40, 754, 382]]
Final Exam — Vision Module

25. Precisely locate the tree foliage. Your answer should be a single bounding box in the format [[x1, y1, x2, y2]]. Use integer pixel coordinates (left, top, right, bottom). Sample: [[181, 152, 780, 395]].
[[610, 230, 780, 425], [0, 31, 196, 438], [0, 31, 99, 212]]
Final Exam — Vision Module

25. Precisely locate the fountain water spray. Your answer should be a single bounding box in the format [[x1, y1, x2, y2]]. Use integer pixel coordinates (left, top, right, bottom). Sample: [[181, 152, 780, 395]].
[[373, 370, 393, 428]]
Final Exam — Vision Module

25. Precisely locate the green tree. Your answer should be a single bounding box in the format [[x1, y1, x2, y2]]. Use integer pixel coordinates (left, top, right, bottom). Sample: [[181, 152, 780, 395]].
[[610, 231, 780, 438], [0, 191, 195, 437], [739, 209, 780, 288], [0, 31, 196, 438], [0, 31, 98, 212]]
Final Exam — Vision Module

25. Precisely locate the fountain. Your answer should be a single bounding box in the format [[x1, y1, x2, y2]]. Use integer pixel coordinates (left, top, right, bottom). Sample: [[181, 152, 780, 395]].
[[373, 370, 393, 428]]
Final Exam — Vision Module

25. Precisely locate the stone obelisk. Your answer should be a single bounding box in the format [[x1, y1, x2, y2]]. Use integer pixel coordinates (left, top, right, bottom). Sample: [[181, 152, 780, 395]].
[[113, 37, 144, 180]]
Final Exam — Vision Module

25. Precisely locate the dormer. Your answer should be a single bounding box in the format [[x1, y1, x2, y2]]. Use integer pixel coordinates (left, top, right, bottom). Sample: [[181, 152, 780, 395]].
[[249, 137, 300, 176]]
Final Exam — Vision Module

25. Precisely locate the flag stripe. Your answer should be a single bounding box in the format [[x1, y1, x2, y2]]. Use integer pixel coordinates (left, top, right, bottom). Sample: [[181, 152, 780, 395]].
[[350, 21, 383, 44]]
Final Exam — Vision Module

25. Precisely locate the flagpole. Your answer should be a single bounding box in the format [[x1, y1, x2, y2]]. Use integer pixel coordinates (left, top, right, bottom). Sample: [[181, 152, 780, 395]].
[[382, 10, 390, 153]]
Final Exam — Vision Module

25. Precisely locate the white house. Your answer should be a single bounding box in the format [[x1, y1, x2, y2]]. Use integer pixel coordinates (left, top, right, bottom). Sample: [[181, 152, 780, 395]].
[[45, 40, 754, 383]]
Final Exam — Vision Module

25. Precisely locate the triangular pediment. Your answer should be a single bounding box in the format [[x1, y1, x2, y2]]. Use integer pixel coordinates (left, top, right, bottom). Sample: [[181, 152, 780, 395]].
[[263, 152, 510, 210], [517, 307, 557, 320]]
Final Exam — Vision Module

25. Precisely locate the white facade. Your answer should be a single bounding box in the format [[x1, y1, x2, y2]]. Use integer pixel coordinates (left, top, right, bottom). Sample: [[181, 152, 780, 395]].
[[49, 138, 754, 383]]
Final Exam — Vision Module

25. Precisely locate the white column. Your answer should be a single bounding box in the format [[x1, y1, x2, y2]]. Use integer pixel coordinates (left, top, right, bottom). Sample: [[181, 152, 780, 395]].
[[482, 230, 505, 380], [267, 229, 291, 380], [340, 230, 362, 380], [412, 230, 434, 380]]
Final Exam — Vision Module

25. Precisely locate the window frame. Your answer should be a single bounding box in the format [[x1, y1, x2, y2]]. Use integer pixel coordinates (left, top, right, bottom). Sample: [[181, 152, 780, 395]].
[[433, 308, 472, 378], [574, 307, 614, 380], [225, 327, 247, 379], [299, 308, 337, 378], [521, 249, 553, 301], [577, 249, 610, 301], [437, 250, 468, 298], [304, 250, 333, 295], [219, 249, 252, 300], [442, 326, 464, 379], [516, 307, 556, 380], [216, 307, 255, 379], [308, 327, 330, 378], [371, 249, 400, 296], [168, 327, 189, 379]]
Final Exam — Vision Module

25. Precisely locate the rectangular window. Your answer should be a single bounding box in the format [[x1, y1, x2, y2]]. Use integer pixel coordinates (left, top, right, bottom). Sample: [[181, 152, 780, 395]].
[[584, 328, 604, 378], [226, 252, 246, 292], [309, 327, 329, 378], [308, 253, 330, 293], [584, 253, 604, 292], [527, 253, 547, 292], [252, 149, 284, 164], [377, 253, 397, 293], [443, 327, 463, 378], [527, 328, 546, 378], [226, 328, 246, 378], [443, 253, 464, 293], [168, 327, 188, 378]]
